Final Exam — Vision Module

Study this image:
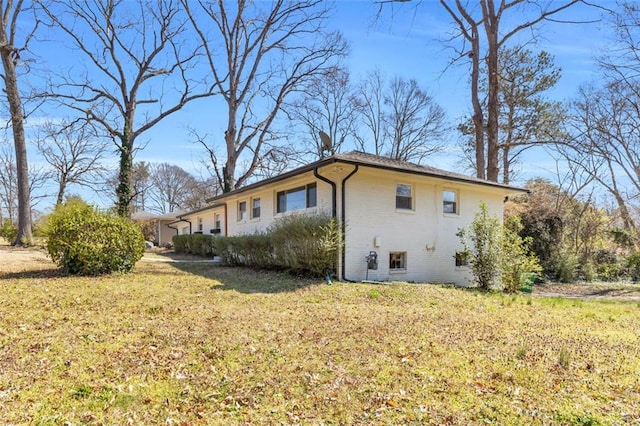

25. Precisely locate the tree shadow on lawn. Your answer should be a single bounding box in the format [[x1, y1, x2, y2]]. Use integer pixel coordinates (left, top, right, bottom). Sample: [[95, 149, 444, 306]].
[[0, 268, 64, 280], [166, 260, 324, 294]]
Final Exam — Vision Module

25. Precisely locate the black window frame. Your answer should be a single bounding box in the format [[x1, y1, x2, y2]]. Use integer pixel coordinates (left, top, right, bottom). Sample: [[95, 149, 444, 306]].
[[276, 183, 317, 214]]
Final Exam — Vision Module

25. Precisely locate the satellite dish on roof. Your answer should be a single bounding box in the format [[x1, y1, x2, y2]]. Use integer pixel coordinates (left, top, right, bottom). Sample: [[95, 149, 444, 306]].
[[319, 130, 332, 152]]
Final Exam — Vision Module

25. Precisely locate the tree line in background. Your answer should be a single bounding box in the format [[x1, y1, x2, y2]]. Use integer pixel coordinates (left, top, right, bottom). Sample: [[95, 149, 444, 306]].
[[2, 1, 640, 284]]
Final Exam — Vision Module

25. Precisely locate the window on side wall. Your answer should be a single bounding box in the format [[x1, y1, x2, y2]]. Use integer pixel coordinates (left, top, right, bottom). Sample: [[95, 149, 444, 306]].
[[197, 217, 203, 232], [389, 252, 407, 271], [238, 201, 247, 221], [276, 183, 317, 213], [396, 183, 412, 210], [251, 197, 261, 219], [181, 226, 189, 235], [214, 214, 221, 230], [443, 190, 458, 214]]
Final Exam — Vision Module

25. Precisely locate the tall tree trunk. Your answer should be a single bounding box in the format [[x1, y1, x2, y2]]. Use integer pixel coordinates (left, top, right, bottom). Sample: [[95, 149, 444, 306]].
[[223, 120, 236, 193], [482, 0, 500, 182], [469, 26, 485, 180], [116, 133, 134, 217], [0, 39, 32, 245], [56, 181, 66, 206]]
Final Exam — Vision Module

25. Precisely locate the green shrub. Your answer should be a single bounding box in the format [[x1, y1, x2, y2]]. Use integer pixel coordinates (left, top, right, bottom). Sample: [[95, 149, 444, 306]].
[[173, 234, 217, 256], [502, 216, 542, 293], [269, 214, 341, 275], [625, 251, 640, 282], [557, 250, 578, 283], [0, 219, 17, 244], [212, 234, 274, 266], [46, 199, 145, 275], [458, 203, 503, 290], [459, 204, 542, 292], [208, 214, 341, 277]]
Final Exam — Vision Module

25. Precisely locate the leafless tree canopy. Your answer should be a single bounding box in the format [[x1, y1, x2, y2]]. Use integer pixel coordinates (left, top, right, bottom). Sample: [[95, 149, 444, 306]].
[[146, 162, 215, 214], [34, 120, 110, 205], [182, 0, 348, 192], [355, 72, 446, 164], [284, 66, 358, 161], [39, 0, 213, 216]]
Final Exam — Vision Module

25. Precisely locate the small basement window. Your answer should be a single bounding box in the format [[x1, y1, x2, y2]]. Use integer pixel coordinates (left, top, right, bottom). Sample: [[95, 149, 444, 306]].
[[389, 252, 407, 271], [455, 251, 469, 267]]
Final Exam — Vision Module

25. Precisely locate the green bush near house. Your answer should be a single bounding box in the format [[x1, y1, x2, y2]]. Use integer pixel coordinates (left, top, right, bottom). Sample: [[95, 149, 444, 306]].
[[176, 214, 342, 277], [173, 233, 217, 256], [0, 219, 18, 244], [46, 199, 145, 275]]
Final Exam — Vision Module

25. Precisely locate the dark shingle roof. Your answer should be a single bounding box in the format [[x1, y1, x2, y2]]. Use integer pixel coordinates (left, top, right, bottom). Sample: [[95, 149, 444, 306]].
[[204, 151, 527, 204]]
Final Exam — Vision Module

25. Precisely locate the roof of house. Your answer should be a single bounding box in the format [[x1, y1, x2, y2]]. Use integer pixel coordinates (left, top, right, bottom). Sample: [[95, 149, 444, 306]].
[[203, 151, 527, 205]]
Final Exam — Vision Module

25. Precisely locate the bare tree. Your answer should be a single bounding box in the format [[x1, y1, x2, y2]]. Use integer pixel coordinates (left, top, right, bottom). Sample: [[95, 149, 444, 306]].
[[558, 3, 640, 240], [0, 142, 53, 223], [439, 0, 585, 181], [566, 82, 640, 237], [146, 162, 215, 214], [0, 0, 37, 244], [35, 120, 109, 205], [183, 0, 348, 192], [39, 0, 213, 216], [0, 143, 17, 223], [386, 76, 446, 163], [355, 72, 446, 164], [354, 70, 386, 156], [285, 66, 358, 160]]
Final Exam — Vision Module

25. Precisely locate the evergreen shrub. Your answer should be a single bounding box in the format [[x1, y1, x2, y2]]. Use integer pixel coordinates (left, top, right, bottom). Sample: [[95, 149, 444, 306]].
[[46, 199, 145, 275], [202, 213, 341, 277], [173, 234, 217, 256]]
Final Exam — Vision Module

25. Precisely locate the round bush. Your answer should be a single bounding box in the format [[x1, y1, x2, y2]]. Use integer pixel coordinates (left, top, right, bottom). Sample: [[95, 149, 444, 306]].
[[47, 199, 145, 275]]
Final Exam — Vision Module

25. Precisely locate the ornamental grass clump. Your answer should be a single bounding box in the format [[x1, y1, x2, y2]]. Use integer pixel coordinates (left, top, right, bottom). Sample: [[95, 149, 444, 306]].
[[46, 199, 145, 275]]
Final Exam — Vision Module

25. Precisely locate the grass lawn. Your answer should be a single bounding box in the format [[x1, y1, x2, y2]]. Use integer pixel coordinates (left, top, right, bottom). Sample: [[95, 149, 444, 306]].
[[1, 251, 639, 425]]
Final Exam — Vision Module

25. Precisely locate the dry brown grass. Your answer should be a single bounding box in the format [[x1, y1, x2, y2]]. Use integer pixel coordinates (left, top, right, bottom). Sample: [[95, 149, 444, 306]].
[[1, 247, 639, 424]]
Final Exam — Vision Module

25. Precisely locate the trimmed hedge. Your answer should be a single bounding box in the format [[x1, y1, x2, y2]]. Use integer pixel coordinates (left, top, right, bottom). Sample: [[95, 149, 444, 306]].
[[175, 214, 342, 277], [173, 233, 217, 256], [46, 199, 145, 275]]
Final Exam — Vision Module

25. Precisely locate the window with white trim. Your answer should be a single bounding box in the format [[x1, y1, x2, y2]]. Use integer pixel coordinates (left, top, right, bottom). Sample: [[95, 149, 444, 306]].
[[396, 184, 412, 210], [214, 214, 221, 230], [238, 201, 247, 221], [443, 190, 458, 214], [276, 183, 317, 213], [251, 197, 261, 219], [389, 252, 407, 271], [197, 217, 203, 232]]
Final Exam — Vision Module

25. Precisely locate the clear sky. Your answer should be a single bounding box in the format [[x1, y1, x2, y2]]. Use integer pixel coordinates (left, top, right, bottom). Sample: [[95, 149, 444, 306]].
[[19, 0, 613, 210], [138, 0, 609, 173]]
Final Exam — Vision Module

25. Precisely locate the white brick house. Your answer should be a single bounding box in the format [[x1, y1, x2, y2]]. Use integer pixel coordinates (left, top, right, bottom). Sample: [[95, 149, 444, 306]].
[[173, 152, 527, 285]]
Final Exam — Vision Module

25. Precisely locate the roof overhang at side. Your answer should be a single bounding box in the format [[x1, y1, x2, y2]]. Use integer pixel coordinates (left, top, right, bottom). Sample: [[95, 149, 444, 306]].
[[204, 152, 528, 206]]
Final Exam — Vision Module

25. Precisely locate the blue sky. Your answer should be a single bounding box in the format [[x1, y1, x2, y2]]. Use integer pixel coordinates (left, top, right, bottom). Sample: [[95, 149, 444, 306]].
[[20, 0, 613, 209], [140, 0, 608, 170]]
